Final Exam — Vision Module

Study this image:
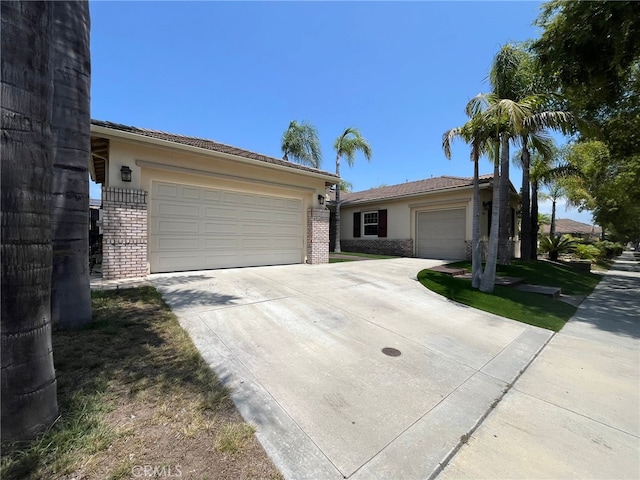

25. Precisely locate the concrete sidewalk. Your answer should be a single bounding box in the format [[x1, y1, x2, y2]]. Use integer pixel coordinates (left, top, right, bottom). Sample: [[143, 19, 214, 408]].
[[439, 251, 640, 479]]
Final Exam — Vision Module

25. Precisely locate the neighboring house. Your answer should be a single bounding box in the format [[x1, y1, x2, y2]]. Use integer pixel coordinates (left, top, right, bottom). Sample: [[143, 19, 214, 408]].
[[541, 218, 602, 240], [90, 120, 339, 280], [334, 175, 520, 260]]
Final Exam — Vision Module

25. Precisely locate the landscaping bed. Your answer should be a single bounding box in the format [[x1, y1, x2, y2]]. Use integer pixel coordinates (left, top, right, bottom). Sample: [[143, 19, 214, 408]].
[[417, 260, 602, 332], [1, 287, 281, 480]]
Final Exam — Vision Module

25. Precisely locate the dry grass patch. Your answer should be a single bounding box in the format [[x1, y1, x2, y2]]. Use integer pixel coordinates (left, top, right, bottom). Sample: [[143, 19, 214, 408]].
[[1, 286, 281, 480]]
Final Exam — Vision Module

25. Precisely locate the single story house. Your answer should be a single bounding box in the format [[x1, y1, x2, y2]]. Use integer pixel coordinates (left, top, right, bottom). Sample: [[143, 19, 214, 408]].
[[334, 175, 520, 260], [90, 120, 339, 279], [541, 218, 602, 240]]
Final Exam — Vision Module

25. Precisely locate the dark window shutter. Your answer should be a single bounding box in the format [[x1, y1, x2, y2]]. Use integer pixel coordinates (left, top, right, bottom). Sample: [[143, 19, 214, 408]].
[[378, 209, 387, 237], [353, 212, 361, 238]]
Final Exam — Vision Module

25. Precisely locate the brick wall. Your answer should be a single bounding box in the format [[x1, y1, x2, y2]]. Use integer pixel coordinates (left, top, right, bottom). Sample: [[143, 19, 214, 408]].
[[102, 187, 148, 279], [341, 239, 414, 257], [307, 208, 330, 264]]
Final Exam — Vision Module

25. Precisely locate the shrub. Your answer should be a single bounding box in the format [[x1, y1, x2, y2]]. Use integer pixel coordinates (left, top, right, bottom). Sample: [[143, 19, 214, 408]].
[[595, 241, 624, 259], [539, 235, 577, 261], [574, 243, 601, 261]]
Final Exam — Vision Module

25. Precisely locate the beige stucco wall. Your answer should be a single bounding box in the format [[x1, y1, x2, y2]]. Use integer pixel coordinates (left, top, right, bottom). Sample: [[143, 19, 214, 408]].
[[103, 136, 334, 266], [340, 186, 518, 256]]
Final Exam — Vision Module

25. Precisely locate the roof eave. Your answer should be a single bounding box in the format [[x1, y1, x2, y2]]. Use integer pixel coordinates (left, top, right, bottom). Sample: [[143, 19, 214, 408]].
[[340, 181, 492, 207], [90, 124, 340, 184]]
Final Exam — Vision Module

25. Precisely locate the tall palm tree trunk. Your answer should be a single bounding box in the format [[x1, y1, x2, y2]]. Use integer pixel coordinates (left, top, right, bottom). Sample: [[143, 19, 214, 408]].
[[520, 144, 532, 261], [550, 198, 557, 237], [50, 0, 92, 329], [481, 143, 501, 292], [334, 156, 342, 253], [1, 0, 59, 442], [471, 153, 482, 288], [530, 179, 539, 259], [498, 134, 511, 265]]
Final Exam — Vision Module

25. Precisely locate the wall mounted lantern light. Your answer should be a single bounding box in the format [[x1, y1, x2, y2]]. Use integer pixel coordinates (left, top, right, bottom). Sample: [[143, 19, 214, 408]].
[[317, 194, 325, 205], [120, 165, 132, 182]]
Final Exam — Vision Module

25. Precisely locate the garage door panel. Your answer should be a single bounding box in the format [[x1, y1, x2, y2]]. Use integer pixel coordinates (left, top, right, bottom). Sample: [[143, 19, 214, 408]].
[[203, 206, 238, 219], [150, 181, 304, 273], [417, 209, 466, 259], [154, 183, 179, 198], [203, 237, 243, 249], [221, 192, 241, 204], [273, 210, 302, 223], [242, 224, 271, 235], [181, 187, 200, 199], [155, 219, 200, 234], [156, 237, 199, 250], [272, 224, 301, 236], [155, 202, 200, 217], [203, 222, 240, 235]]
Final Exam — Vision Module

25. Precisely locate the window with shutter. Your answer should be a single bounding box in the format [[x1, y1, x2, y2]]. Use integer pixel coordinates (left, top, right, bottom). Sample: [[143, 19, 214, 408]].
[[378, 209, 387, 237]]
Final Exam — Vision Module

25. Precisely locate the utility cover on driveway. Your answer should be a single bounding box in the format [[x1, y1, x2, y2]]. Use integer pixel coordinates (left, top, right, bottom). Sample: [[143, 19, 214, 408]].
[[150, 258, 553, 479]]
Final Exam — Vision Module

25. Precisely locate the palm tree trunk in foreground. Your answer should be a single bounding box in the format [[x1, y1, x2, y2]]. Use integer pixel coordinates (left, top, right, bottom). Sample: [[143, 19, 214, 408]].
[[520, 144, 532, 261], [530, 180, 539, 260], [480, 147, 501, 293], [334, 155, 342, 253], [1, 0, 59, 442], [471, 155, 482, 288], [50, 0, 92, 328], [498, 134, 511, 265]]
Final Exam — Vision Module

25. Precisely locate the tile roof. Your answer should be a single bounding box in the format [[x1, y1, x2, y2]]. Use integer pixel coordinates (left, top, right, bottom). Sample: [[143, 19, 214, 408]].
[[541, 218, 602, 236], [90, 120, 339, 179], [339, 174, 494, 205]]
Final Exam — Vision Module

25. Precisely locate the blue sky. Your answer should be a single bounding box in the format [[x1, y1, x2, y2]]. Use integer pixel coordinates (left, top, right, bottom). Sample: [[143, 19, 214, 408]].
[[89, 1, 593, 224]]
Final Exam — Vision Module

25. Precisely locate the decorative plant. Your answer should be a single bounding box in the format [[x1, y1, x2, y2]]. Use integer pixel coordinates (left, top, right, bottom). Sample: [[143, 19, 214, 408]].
[[539, 234, 576, 261]]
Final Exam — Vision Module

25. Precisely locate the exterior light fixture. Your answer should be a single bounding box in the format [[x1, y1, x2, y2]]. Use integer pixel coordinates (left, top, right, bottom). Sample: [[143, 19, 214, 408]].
[[318, 194, 325, 205], [120, 165, 132, 182]]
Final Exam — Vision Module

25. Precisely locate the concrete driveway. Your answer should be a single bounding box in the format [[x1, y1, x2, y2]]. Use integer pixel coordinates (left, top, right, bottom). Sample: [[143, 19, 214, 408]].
[[150, 258, 553, 479]]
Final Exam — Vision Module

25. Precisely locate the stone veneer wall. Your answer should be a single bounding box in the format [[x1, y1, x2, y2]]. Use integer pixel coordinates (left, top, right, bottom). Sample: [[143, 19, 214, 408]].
[[341, 239, 413, 257], [102, 187, 148, 279], [307, 208, 330, 264]]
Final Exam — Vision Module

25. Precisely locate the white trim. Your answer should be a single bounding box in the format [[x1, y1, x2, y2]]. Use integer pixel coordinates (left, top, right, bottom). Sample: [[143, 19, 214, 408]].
[[362, 210, 379, 238], [136, 159, 316, 194]]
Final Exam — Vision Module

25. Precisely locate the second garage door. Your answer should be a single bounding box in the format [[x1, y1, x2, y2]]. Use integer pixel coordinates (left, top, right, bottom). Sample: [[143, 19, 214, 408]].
[[416, 209, 466, 259], [149, 181, 303, 273]]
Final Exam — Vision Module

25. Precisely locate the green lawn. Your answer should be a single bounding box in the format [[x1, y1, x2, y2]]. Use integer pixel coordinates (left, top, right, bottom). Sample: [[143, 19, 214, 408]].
[[417, 260, 602, 332], [329, 252, 399, 263]]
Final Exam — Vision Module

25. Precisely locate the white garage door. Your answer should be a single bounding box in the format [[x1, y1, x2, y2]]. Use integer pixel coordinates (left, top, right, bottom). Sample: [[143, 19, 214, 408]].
[[416, 209, 466, 259], [149, 181, 303, 273]]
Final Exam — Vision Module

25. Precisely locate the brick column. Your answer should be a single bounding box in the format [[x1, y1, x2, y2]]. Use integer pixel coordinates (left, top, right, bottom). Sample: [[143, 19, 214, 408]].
[[307, 208, 330, 264], [102, 187, 148, 279]]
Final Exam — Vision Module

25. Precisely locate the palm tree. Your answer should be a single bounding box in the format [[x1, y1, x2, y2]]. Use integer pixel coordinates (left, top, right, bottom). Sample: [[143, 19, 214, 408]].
[[51, 0, 92, 329], [1, 1, 59, 441], [489, 44, 530, 266], [443, 113, 494, 288], [333, 127, 372, 253], [488, 44, 577, 264], [542, 181, 566, 237], [281, 120, 322, 168], [468, 93, 530, 291], [519, 105, 575, 259]]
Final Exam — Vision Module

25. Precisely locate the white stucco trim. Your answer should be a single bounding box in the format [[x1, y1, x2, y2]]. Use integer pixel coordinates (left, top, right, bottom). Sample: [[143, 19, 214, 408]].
[[136, 159, 317, 194]]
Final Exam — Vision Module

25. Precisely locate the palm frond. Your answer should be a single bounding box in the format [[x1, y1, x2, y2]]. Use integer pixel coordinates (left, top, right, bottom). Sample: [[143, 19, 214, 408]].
[[334, 127, 372, 167], [281, 120, 322, 168]]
